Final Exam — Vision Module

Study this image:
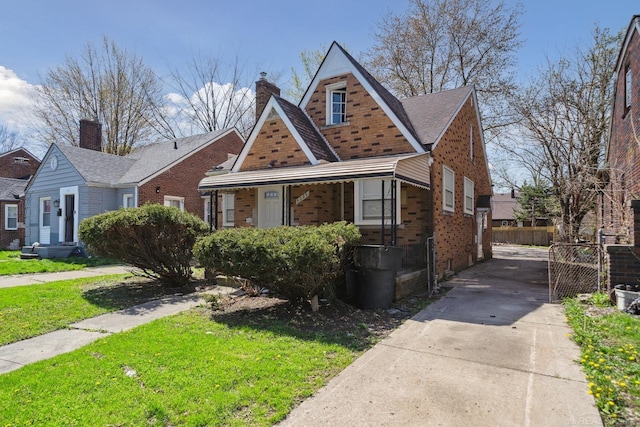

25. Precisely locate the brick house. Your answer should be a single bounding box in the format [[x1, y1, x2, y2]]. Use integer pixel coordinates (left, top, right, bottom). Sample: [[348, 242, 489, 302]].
[[0, 148, 41, 248], [24, 120, 243, 252], [198, 42, 492, 286], [598, 15, 640, 289]]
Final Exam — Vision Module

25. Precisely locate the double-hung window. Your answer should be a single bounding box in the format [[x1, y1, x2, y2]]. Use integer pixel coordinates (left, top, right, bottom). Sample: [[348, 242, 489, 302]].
[[626, 66, 632, 109], [464, 177, 474, 215], [355, 179, 400, 225], [123, 194, 134, 208], [326, 82, 347, 125], [5, 204, 18, 230], [222, 193, 235, 227], [443, 165, 455, 212]]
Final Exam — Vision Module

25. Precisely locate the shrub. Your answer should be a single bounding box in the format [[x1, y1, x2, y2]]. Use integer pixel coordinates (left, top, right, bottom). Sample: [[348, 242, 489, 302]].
[[79, 204, 209, 287], [193, 222, 361, 301]]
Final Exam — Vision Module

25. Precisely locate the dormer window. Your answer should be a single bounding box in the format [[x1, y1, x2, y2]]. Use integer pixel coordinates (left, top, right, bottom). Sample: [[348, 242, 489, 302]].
[[326, 82, 347, 125]]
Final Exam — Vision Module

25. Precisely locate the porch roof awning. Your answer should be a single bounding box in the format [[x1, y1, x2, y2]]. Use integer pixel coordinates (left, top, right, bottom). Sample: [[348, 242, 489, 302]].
[[198, 153, 431, 191]]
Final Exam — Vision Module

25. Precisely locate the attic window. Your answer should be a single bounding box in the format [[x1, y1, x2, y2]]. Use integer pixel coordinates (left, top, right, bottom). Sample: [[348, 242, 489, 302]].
[[13, 157, 29, 164], [326, 82, 347, 125]]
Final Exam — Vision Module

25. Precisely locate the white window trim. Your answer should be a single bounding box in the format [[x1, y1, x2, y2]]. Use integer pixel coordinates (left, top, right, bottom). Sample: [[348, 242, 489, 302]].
[[123, 193, 134, 208], [222, 193, 235, 227], [354, 179, 401, 225], [464, 177, 474, 215], [163, 196, 185, 211], [325, 81, 347, 125], [443, 165, 455, 213], [203, 197, 211, 225], [626, 67, 632, 109], [5, 204, 18, 230]]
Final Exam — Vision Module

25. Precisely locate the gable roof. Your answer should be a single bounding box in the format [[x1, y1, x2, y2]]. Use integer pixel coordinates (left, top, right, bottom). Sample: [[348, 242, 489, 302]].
[[299, 42, 425, 153], [614, 15, 640, 75], [402, 86, 474, 148], [274, 97, 338, 162], [0, 147, 40, 161], [43, 129, 238, 187], [491, 193, 520, 221], [0, 177, 29, 200]]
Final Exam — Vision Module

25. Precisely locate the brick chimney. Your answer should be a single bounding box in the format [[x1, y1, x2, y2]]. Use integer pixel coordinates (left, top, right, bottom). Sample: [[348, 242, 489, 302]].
[[79, 119, 102, 152], [255, 72, 280, 120]]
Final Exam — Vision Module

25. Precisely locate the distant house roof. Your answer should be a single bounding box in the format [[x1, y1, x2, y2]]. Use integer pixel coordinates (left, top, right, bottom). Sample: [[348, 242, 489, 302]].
[[491, 192, 520, 221], [0, 177, 29, 200], [0, 147, 40, 161], [53, 129, 236, 187]]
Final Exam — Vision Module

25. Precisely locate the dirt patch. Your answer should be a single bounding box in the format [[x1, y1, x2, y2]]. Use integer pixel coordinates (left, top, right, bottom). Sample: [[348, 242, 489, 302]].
[[202, 286, 445, 350]]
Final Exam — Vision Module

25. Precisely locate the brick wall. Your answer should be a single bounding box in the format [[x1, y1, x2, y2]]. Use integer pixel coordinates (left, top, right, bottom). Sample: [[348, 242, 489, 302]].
[[0, 149, 40, 179], [240, 115, 311, 171], [604, 200, 640, 289], [601, 27, 640, 243], [305, 73, 416, 160], [430, 96, 492, 275], [0, 200, 23, 248], [138, 131, 244, 220]]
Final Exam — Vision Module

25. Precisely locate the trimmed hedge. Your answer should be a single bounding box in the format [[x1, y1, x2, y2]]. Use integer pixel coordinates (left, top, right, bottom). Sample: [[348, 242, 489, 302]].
[[79, 204, 209, 286], [193, 222, 361, 301]]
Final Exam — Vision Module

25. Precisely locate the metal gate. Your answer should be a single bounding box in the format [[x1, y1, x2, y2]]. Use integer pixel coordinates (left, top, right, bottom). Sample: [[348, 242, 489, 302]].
[[548, 243, 602, 303]]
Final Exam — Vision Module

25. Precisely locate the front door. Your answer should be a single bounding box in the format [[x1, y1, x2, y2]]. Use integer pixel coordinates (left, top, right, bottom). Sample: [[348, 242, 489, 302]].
[[64, 194, 75, 242], [258, 187, 283, 228], [39, 197, 51, 244]]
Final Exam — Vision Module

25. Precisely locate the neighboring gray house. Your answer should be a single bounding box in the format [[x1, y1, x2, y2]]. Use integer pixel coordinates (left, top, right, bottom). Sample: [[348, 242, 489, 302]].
[[24, 120, 244, 249]]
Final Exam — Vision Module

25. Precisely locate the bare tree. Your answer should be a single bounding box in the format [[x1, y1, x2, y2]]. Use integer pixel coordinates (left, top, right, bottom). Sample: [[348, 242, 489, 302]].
[[364, 0, 523, 140], [32, 37, 168, 155], [500, 26, 620, 241], [163, 54, 258, 139], [0, 124, 20, 152]]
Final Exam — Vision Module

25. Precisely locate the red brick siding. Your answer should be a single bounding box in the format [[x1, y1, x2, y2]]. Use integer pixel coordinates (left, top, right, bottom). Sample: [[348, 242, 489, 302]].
[[601, 28, 640, 243], [138, 132, 244, 220], [240, 116, 310, 171], [0, 149, 40, 179], [0, 199, 24, 248], [305, 74, 416, 159], [430, 97, 492, 276]]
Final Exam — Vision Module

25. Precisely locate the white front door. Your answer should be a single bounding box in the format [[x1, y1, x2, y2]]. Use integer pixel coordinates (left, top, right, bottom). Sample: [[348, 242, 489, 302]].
[[258, 187, 283, 228], [39, 197, 51, 244]]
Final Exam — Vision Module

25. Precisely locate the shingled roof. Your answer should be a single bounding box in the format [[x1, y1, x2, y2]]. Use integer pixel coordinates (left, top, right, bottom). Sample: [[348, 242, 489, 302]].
[[55, 129, 235, 186], [401, 86, 474, 148], [274, 96, 338, 162], [0, 177, 29, 200]]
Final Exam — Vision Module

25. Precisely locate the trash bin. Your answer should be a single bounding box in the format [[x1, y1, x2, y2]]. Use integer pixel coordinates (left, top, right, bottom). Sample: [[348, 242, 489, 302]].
[[354, 245, 403, 309]]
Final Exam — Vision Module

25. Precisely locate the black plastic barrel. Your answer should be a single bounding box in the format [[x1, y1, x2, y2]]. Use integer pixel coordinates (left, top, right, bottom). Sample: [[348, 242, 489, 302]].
[[354, 245, 403, 309]]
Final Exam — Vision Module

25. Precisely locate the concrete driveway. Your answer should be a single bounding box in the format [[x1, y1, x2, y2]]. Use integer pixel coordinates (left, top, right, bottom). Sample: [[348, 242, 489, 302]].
[[279, 245, 602, 427]]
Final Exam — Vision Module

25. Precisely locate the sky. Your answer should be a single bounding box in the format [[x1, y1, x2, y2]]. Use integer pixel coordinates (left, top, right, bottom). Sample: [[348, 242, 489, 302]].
[[0, 0, 636, 154]]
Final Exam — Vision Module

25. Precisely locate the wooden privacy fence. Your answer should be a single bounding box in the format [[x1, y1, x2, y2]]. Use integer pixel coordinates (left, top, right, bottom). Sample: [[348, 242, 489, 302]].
[[492, 226, 555, 246]]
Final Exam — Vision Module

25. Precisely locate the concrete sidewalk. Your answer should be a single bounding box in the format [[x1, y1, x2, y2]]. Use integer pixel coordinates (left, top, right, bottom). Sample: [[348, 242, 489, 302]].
[[0, 285, 239, 374], [279, 245, 602, 427], [0, 265, 133, 288]]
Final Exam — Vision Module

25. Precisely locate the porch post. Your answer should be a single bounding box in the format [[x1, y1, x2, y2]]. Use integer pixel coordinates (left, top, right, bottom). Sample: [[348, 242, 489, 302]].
[[391, 179, 397, 246], [213, 191, 218, 232], [282, 185, 286, 226], [381, 180, 385, 245], [287, 185, 292, 226]]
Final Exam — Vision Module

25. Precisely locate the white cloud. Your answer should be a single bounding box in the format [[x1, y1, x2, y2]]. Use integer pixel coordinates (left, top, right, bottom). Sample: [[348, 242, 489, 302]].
[[0, 66, 36, 129]]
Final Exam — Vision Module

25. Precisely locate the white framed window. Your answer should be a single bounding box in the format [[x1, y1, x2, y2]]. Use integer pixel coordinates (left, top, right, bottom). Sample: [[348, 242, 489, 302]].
[[123, 193, 134, 208], [464, 177, 474, 215], [326, 82, 347, 125], [626, 67, 632, 109], [442, 165, 454, 212], [164, 196, 184, 211], [354, 179, 401, 225], [222, 193, 235, 227], [5, 204, 18, 230], [203, 198, 212, 224]]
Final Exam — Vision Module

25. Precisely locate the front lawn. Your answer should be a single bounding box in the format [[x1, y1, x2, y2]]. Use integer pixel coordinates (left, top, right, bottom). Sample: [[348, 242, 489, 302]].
[[564, 293, 640, 426], [0, 275, 174, 345], [0, 307, 364, 426], [0, 250, 118, 276]]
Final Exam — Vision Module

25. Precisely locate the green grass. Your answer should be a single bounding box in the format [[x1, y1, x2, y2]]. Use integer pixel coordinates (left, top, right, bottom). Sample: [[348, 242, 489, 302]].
[[0, 275, 174, 345], [564, 293, 640, 426], [0, 250, 119, 276], [0, 308, 359, 426]]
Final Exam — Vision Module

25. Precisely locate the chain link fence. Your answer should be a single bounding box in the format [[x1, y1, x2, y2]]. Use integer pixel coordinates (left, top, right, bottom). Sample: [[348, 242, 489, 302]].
[[548, 243, 602, 303]]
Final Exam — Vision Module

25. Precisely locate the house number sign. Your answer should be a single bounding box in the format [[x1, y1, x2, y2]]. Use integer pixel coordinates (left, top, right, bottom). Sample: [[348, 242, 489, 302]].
[[296, 191, 310, 205], [264, 191, 279, 199]]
